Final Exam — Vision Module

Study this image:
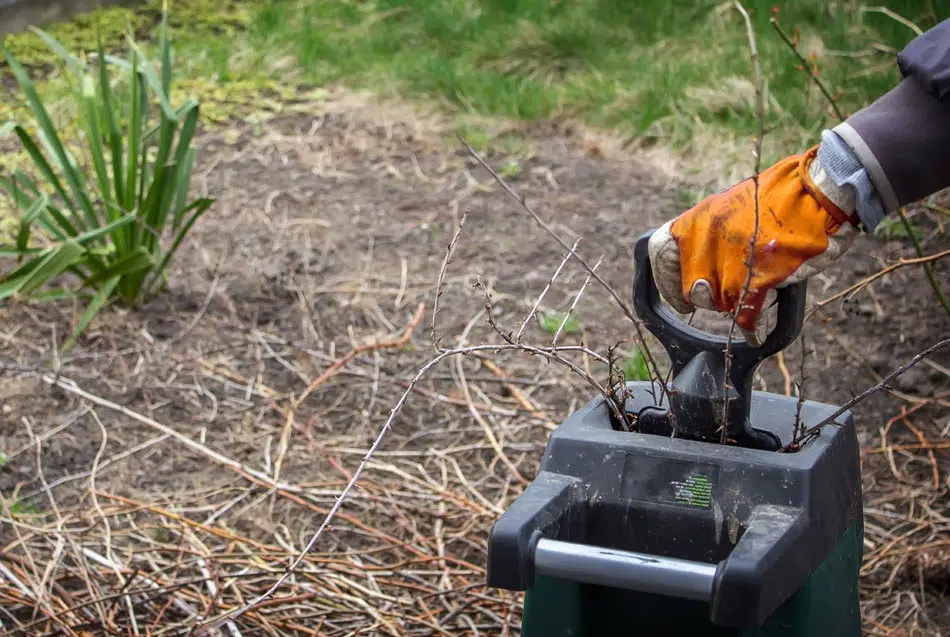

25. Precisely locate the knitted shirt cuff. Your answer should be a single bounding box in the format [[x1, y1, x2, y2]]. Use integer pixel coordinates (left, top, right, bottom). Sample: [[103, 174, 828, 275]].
[[815, 129, 887, 232]]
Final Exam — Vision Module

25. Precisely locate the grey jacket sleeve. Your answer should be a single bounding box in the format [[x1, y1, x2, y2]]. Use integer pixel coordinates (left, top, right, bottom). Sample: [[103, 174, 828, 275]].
[[826, 18, 950, 230]]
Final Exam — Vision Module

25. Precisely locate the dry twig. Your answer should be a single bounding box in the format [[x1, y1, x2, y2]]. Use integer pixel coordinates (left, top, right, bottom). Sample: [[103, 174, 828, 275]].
[[787, 337, 950, 450], [809, 249, 950, 317], [515, 238, 581, 343], [770, 16, 846, 121], [552, 254, 603, 348], [272, 303, 425, 486], [458, 136, 669, 401], [721, 1, 765, 443], [432, 209, 470, 352]]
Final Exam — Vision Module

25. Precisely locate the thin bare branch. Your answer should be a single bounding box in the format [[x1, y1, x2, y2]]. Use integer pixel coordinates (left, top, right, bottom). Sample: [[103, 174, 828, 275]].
[[791, 334, 809, 448], [432, 209, 471, 352], [896, 207, 950, 316], [722, 1, 765, 443], [553, 254, 603, 348], [458, 136, 668, 401], [809, 248, 950, 317], [515, 237, 581, 343], [787, 337, 950, 450], [770, 16, 846, 121], [860, 6, 924, 36]]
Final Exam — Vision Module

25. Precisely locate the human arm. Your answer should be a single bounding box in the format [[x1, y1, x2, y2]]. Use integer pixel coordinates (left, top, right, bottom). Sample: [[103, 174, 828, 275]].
[[647, 18, 950, 346], [823, 17, 950, 232]]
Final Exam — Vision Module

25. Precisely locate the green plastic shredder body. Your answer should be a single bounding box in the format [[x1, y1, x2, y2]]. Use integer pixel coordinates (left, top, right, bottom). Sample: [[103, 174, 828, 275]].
[[485, 382, 865, 637], [520, 520, 863, 637]]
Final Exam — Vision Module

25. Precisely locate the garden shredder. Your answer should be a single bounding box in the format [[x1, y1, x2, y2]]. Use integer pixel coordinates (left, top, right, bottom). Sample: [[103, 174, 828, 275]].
[[485, 229, 864, 636]]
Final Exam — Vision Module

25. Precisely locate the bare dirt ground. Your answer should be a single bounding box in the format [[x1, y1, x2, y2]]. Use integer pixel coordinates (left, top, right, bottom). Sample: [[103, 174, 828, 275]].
[[1, 89, 948, 636]]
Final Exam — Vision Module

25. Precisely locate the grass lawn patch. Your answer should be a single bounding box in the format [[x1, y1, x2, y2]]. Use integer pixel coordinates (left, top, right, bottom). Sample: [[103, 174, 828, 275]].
[[3, 2, 947, 175], [247, 0, 947, 178]]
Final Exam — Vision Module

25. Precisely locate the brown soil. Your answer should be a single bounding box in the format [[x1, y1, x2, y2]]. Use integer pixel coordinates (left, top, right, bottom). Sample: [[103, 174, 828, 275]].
[[1, 88, 948, 636]]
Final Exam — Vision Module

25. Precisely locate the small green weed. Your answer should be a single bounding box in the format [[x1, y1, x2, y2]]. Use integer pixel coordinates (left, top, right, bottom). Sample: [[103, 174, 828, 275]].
[[452, 121, 491, 152], [874, 216, 925, 241], [539, 310, 582, 336], [0, 10, 213, 351], [499, 159, 522, 179], [5, 500, 38, 516], [620, 349, 651, 382]]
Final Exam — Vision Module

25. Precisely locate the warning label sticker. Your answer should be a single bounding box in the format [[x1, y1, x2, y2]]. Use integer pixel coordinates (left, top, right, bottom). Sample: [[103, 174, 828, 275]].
[[661, 473, 713, 508], [620, 455, 718, 510]]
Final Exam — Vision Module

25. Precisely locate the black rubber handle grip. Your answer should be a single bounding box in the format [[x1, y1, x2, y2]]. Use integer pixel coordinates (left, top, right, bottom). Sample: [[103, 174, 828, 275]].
[[632, 229, 806, 381]]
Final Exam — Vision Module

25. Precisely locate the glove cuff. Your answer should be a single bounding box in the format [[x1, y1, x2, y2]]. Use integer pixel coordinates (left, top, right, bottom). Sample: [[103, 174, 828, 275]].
[[798, 146, 860, 229]]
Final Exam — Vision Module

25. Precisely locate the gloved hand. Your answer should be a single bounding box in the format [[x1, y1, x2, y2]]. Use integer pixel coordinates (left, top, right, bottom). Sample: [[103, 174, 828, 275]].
[[648, 145, 860, 346]]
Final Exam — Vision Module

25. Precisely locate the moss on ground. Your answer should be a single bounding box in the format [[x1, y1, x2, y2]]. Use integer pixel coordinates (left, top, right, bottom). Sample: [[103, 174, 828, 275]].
[[2, 0, 257, 65], [1, 0, 286, 128]]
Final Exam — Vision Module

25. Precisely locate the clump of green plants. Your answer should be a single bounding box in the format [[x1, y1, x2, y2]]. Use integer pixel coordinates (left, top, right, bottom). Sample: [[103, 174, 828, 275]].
[[0, 10, 214, 351], [539, 310, 582, 336]]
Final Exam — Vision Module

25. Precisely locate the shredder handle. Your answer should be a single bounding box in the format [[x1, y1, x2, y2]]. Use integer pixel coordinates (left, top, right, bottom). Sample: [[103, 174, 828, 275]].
[[533, 538, 717, 602], [632, 229, 807, 378], [487, 471, 815, 628]]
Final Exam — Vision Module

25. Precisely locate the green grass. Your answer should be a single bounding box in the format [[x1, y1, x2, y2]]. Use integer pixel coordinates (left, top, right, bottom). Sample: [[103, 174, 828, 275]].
[[243, 0, 947, 172], [1, 1, 282, 122], [2, 0, 948, 181]]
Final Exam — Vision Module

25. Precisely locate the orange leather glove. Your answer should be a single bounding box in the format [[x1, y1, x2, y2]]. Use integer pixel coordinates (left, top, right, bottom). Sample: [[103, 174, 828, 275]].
[[648, 145, 860, 346]]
